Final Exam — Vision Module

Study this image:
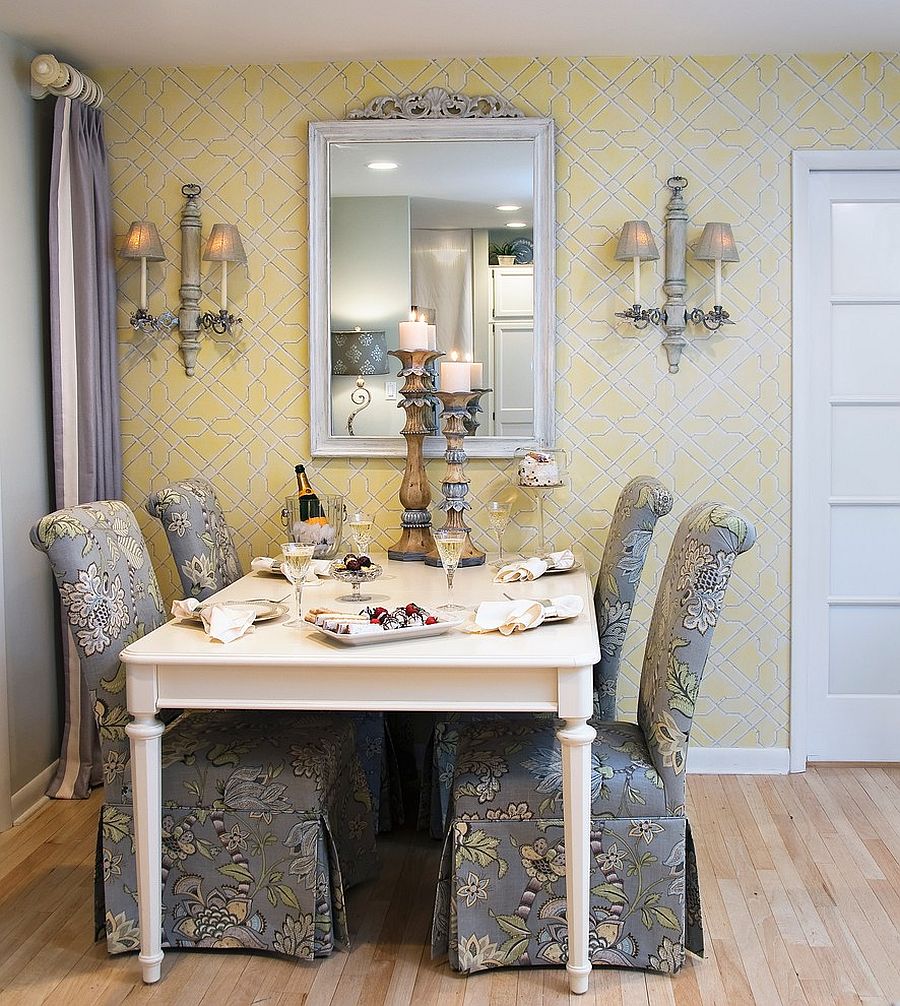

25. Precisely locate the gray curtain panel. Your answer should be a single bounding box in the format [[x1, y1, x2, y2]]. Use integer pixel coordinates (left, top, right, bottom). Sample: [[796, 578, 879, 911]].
[[47, 96, 122, 799]]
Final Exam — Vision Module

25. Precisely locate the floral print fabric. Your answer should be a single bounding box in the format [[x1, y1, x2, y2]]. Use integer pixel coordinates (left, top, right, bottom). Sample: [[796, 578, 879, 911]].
[[146, 478, 243, 600], [423, 476, 673, 838], [432, 501, 755, 976], [31, 501, 378, 960]]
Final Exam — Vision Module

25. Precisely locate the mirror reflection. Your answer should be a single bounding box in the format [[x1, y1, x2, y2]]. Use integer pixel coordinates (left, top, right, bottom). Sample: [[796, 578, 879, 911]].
[[329, 139, 535, 438]]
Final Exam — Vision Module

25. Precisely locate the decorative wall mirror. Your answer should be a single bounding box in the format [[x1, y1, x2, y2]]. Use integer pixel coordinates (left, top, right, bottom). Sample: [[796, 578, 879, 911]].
[[308, 93, 555, 457]]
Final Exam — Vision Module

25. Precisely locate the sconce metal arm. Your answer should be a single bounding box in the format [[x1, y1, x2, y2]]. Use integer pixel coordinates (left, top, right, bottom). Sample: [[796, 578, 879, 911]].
[[199, 308, 242, 334], [687, 305, 735, 332], [614, 304, 663, 330]]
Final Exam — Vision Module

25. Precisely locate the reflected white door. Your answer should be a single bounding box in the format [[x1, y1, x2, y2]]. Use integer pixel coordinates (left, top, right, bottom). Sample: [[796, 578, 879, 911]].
[[492, 322, 534, 436], [803, 169, 900, 761]]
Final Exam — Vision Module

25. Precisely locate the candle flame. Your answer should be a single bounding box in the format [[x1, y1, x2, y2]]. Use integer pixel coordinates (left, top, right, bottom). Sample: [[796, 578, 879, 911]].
[[465, 352, 472, 362], [450, 350, 458, 361]]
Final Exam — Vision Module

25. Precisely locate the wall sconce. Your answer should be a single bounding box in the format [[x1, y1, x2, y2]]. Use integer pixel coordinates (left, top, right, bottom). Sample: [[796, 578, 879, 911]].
[[331, 327, 389, 435], [200, 223, 246, 334], [119, 221, 177, 334], [688, 222, 739, 331], [614, 176, 740, 373], [613, 221, 661, 328]]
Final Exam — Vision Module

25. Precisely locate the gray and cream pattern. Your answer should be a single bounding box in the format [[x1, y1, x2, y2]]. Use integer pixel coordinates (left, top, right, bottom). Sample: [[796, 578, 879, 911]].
[[432, 501, 756, 975], [423, 476, 673, 838], [31, 501, 378, 959], [146, 478, 242, 600]]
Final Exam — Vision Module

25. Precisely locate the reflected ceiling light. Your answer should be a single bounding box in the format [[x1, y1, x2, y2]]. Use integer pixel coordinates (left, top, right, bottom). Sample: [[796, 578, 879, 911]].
[[496, 204, 520, 212], [506, 221, 528, 228], [367, 160, 398, 170]]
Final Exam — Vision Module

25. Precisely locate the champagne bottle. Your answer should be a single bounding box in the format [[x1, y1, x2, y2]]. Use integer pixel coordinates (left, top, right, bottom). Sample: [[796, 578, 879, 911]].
[[294, 464, 322, 521]]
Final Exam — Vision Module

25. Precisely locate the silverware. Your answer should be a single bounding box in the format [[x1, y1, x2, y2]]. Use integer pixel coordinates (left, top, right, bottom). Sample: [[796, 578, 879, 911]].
[[243, 595, 290, 604]]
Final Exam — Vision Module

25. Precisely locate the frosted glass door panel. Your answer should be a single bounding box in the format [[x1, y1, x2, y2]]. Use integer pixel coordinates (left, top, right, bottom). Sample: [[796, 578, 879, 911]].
[[832, 201, 900, 296], [831, 304, 900, 396], [831, 406, 900, 496], [829, 605, 900, 694], [830, 506, 900, 595]]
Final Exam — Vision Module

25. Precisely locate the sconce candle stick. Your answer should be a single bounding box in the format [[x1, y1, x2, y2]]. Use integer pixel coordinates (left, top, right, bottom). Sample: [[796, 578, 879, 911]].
[[424, 390, 485, 568], [387, 348, 443, 562]]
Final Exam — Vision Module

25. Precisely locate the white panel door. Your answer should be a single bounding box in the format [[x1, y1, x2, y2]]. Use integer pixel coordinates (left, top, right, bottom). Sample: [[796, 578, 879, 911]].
[[804, 169, 900, 761], [492, 322, 534, 437], [491, 267, 534, 318]]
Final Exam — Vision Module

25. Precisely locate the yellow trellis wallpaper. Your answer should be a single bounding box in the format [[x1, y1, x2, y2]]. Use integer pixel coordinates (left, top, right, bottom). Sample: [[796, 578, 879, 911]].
[[97, 53, 900, 751]]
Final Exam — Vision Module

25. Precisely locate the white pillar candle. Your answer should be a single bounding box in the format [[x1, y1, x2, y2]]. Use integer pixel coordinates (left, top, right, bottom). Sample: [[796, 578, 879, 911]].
[[469, 361, 483, 387], [139, 257, 147, 310], [632, 256, 641, 305], [426, 324, 437, 350], [714, 259, 722, 306], [440, 353, 471, 392], [398, 320, 428, 350], [220, 260, 228, 312]]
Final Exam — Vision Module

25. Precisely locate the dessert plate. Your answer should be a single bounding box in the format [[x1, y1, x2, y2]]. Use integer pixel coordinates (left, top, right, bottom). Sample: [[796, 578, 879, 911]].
[[312, 616, 462, 646]]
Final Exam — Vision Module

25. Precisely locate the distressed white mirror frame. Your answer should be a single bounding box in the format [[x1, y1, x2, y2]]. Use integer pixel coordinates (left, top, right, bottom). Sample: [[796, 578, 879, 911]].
[[308, 110, 555, 458]]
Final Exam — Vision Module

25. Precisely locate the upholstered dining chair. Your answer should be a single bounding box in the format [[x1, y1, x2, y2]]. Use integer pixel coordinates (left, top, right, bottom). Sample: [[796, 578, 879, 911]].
[[422, 475, 674, 837], [31, 500, 378, 960], [432, 500, 756, 976], [146, 477, 242, 601]]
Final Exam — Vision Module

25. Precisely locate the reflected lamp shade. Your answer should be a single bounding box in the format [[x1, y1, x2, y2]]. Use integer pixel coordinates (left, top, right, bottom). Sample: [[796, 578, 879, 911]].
[[694, 222, 739, 262], [331, 330, 389, 377], [202, 223, 247, 264], [614, 220, 659, 261], [120, 221, 165, 261]]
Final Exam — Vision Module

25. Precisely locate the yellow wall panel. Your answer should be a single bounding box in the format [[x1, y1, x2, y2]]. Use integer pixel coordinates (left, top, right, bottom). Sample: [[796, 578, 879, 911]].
[[96, 52, 900, 750]]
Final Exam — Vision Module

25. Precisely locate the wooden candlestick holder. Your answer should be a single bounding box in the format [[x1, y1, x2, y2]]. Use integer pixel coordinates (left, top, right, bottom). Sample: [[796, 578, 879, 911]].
[[387, 348, 443, 562], [424, 390, 485, 567], [463, 388, 492, 436]]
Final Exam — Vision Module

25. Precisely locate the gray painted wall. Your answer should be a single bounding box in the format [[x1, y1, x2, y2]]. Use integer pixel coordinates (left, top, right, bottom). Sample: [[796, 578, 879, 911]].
[[330, 195, 410, 438], [0, 32, 60, 796]]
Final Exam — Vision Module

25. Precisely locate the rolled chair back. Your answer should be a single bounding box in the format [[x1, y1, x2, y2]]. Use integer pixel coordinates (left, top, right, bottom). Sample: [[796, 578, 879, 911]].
[[593, 476, 674, 719], [146, 478, 243, 600], [30, 500, 166, 802], [637, 501, 757, 813]]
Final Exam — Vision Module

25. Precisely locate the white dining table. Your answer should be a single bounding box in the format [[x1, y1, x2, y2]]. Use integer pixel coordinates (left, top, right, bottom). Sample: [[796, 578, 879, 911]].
[[122, 556, 601, 994]]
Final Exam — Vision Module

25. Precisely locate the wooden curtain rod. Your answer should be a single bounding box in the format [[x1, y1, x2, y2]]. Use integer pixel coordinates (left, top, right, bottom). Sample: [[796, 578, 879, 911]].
[[30, 53, 103, 108]]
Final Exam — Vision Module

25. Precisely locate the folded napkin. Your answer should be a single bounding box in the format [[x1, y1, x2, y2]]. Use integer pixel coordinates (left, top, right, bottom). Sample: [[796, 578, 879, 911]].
[[494, 549, 576, 583], [463, 594, 584, 635], [250, 556, 331, 583], [171, 598, 256, 643], [545, 549, 575, 570]]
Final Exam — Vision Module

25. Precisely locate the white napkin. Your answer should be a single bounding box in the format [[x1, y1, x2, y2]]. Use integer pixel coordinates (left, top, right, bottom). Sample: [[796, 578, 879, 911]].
[[545, 549, 575, 570], [494, 557, 548, 582], [251, 557, 331, 583], [171, 598, 256, 643], [463, 595, 584, 635]]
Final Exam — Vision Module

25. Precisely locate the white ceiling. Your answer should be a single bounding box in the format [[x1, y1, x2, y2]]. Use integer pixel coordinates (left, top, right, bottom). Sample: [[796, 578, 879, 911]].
[[331, 140, 533, 229], [2, 0, 900, 68]]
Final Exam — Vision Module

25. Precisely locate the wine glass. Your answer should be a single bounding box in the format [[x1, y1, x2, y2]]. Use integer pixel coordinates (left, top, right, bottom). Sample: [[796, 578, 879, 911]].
[[347, 511, 374, 554], [432, 528, 467, 615], [487, 501, 512, 563], [280, 542, 317, 626]]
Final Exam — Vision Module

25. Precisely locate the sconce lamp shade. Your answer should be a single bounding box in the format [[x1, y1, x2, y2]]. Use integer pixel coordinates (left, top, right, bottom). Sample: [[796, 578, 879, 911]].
[[331, 329, 389, 377], [202, 223, 247, 264], [694, 222, 739, 262], [120, 221, 165, 261], [614, 220, 659, 261]]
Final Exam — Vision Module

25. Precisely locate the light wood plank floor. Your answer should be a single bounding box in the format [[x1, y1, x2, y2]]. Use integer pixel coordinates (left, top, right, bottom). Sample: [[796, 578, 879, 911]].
[[0, 766, 898, 1005]]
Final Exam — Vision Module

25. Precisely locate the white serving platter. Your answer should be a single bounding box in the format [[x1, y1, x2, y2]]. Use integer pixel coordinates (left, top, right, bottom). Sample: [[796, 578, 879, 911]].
[[311, 616, 463, 646]]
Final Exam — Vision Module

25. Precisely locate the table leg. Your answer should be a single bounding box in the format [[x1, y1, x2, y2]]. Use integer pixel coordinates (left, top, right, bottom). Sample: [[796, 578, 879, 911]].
[[558, 714, 596, 995], [126, 713, 165, 983]]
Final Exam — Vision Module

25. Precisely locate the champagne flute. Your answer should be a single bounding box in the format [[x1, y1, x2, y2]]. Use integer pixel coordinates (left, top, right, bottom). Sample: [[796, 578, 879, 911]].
[[487, 501, 512, 563], [432, 528, 467, 615], [347, 511, 374, 554], [280, 542, 317, 626]]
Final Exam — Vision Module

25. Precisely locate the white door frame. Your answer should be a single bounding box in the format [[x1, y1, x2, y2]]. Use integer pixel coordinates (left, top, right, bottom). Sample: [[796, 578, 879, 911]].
[[790, 148, 900, 772]]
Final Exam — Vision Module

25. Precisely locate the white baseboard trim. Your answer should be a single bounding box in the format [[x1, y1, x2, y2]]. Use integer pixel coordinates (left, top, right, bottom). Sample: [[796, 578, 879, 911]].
[[12, 759, 59, 825], [687, 747, 790, 775]]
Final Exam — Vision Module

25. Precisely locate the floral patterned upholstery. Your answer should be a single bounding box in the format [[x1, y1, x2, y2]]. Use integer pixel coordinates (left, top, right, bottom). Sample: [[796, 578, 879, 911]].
[[432, 501, 756, 975], [30, 501, 377, 960], [422, 476, 673, 838], [146, 478, 242, 600]]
